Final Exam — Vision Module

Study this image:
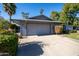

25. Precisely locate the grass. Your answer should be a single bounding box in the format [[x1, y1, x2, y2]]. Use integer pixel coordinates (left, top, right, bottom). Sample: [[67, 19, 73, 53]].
[[65, 33, 79, 40]]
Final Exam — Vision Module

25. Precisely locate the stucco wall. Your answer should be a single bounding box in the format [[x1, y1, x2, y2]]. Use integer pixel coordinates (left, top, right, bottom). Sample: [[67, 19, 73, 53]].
[[20, 22, 27, 36]]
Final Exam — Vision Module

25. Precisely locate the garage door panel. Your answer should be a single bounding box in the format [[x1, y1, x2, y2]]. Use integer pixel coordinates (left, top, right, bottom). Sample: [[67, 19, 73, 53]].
[[27, 24, 50, 35]]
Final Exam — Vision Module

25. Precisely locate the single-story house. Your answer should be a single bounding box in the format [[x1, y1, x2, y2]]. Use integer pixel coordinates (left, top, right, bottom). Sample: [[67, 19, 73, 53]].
[[12, 15, 62, 36]]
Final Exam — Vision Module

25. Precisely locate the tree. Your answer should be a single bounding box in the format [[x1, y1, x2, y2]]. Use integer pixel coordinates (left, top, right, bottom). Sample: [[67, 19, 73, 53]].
[[60, 3, 79, 25], [73, 18, 79, 27], [2, 3, 16, 23], [40, 8, 44, 15], [51, 11, 60, 21], [21, 12, 29, 19], [0, 18, 9, 30]]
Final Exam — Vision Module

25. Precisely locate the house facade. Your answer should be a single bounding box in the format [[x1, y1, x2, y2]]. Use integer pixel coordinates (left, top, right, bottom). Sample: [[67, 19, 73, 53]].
[[12, 15, 62, 36]]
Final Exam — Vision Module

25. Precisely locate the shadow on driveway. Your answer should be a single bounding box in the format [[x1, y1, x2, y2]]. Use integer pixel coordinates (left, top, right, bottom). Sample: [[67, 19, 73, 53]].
[[17, 41, 44, 56]]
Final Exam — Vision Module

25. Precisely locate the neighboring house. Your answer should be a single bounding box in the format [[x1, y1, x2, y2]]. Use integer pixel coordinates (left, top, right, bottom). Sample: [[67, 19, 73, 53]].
[[12, 15, 62, 36]]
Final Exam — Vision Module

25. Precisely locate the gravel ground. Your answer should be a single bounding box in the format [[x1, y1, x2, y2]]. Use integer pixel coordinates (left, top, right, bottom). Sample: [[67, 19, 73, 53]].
[[17, 35, 79, 56]]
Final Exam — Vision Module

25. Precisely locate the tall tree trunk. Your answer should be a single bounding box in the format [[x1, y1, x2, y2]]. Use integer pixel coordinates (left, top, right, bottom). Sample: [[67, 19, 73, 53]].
[[9, 16, 12, 32], [10, 16, 11, 23]]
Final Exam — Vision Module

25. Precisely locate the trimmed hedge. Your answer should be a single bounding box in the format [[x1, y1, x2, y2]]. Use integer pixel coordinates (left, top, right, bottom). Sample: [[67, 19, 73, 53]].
[[0, 33, 18, 56]]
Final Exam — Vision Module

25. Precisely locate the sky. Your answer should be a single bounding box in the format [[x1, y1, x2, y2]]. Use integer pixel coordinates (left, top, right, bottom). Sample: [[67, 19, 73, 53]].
[[0, 3, 64, 20]]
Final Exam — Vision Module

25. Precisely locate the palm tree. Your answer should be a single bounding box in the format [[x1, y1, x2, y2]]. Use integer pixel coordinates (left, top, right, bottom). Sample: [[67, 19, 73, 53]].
[[2, 3, 16, 23]]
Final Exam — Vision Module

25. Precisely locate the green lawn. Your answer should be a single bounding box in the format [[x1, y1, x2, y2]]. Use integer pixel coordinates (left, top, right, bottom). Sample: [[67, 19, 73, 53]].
[[65, 33, 79, 40]]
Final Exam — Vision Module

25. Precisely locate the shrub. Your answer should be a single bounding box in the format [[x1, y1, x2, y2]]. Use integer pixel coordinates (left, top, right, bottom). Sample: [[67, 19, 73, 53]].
[[69, 30, 77, 33], [9, 24, 20, 33], [0, 29, 10, 34], [0, 33, 18, 56], [63, 30, 69, 34], [0, 29, 15, 35], [9, 24, 16, 29], [63, 30, 77, 34]]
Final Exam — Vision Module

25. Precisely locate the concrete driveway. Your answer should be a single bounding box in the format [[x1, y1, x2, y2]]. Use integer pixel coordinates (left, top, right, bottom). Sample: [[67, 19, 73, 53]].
[[17, 35, 79, 56]]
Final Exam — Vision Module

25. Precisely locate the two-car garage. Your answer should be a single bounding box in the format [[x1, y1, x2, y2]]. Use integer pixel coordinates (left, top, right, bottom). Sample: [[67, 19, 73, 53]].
[[20, 23, 52, 36], [27, 23, 51, 35]]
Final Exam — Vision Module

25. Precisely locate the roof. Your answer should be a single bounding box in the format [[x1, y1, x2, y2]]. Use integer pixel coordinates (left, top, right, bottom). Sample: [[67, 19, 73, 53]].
[[12, 19, 62, 24], [29, 15, 52, 21], [12, 15, 62, 24]]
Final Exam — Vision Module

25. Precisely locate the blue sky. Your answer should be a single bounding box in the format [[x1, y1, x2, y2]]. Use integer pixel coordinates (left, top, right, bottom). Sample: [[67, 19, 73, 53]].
[[0, 3, 64, 20]]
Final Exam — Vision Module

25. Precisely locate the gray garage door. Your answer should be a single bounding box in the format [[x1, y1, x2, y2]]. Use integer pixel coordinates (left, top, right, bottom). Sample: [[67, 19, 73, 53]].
[[27, 24, 50, 35]]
